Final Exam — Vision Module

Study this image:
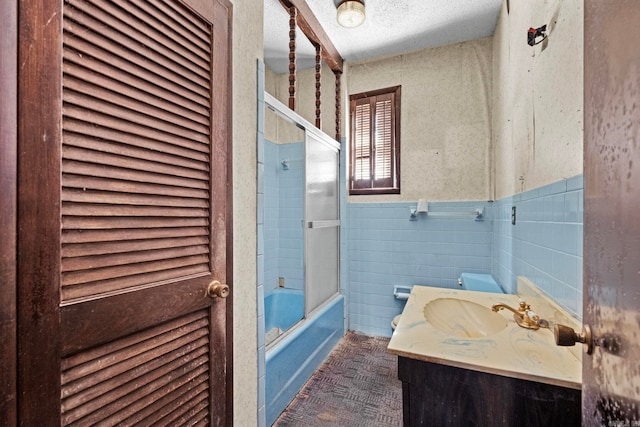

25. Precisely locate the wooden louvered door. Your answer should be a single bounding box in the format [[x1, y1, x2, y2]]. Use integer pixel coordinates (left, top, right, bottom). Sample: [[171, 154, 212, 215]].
[[17, 0, 232, 425]]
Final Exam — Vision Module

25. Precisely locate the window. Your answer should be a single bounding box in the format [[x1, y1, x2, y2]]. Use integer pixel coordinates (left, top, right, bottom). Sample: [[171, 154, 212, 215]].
[[349, 86, 400, 195]]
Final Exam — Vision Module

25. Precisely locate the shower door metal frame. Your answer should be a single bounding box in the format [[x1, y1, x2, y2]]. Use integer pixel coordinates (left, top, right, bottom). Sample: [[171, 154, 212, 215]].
[[264, 92, 341, 319], [303, 130, 341, 318]]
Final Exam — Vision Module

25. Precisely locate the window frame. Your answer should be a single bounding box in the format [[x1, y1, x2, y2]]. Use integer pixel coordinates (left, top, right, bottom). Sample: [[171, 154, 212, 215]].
[[349, 85, 401, 195]]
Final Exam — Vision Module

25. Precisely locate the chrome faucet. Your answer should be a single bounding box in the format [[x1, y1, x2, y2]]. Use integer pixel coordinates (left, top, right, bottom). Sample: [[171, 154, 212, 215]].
[[491, 299, 544, 330]]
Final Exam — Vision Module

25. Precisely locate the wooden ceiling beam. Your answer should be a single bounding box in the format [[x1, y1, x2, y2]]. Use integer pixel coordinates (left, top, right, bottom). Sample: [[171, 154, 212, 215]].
[[279, 0, 344, 73]]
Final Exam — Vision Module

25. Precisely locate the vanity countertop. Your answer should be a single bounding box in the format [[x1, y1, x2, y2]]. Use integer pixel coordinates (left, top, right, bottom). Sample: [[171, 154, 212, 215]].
[[387, 285, 582, 389]]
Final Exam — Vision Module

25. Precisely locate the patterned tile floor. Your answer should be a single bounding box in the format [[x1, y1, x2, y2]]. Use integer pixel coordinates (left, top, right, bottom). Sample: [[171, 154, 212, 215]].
[[273, 332, 403, 427]]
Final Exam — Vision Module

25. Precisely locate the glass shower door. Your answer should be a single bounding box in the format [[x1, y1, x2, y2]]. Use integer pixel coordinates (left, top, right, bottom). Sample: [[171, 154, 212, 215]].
[[304, 130, 340, 316]]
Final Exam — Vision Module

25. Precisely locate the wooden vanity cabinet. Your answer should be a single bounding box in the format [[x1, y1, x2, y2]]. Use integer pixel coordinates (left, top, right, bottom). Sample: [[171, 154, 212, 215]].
[[398, 356, 581, 427]]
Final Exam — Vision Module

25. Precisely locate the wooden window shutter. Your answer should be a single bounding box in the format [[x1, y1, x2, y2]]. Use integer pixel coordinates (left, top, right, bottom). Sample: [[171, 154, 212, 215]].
[[373, 94, 393, 185], [349, 86, 400, 195], [353, 102, 371, 183], [61, 0, 213, 303]]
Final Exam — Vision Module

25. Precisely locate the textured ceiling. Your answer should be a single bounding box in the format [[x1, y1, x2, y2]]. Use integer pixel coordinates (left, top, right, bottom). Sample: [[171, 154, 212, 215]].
[[264, 0, 502, 74]]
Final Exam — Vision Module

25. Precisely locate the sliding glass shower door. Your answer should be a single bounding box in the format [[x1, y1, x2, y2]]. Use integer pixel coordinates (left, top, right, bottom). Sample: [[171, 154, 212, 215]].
[[304, 130, 340, 316]]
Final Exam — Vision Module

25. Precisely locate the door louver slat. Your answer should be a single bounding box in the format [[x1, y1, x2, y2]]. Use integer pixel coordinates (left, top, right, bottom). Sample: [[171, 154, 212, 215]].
[[62, 313, 207, 388], [62, 246, 210, 272], [64, 352, 209, 424], [63, 323, 207, 394], [62, 161, 209, 190], [63, 71, 210, 129], [63, 105, 210, 152], [62, 216, 209, 230], [61, 203, 208, 218], [62, 27, 208, 107], [61, 0, 212, 303], [113, 1, 211, 63], [62, 255, 210, 288], [88, 0, 211, 75], [63, 132, 210, 171], [65, 0, 210, 89], [62, 146, 209, 183], [61, 227, 208, 244], [62, 264, 211, 303], [62, 145, 209, 181], [61, 311, 210, 426], [63, 34, 210, 111], [62, 236, 209, 258], [61, 189, 209, 209], [63, 91, 210, 143], [64, 120, 210, 163], [62, 175, 209, 199], [163, 398, 209, 426], [124, 376, 208, 425], [138, 0, 211, 45]]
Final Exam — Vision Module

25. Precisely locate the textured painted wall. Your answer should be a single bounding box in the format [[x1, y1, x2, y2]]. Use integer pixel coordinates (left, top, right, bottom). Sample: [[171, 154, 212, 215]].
[[269, 38, 494, 204], [347, 38, 493, 203], [295, 64, 342, 138], [231, 0, 262, 425], [265, 63, 344, 139], [492, 0, 584, 200], [264, 104, 305, 145], [264, 67, 278, 143]]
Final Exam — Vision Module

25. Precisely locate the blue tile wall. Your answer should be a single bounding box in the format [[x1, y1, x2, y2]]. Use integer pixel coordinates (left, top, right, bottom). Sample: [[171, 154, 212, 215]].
[[492, 175, 583, 319], [264, 140, 280, 292], [346, 201, 494, 337], [262, 145, 583, 340], [263, 140, 304, 294], [278, 143, 304, 291]]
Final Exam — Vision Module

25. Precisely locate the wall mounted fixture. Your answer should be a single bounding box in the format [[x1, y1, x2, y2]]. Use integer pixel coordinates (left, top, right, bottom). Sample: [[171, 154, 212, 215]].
[[527, 25, 547, 46], [280, 158, 302, 170], [393, 285, 413, 300], [337, 0, 365, 28], [410, 201, 484, 221]]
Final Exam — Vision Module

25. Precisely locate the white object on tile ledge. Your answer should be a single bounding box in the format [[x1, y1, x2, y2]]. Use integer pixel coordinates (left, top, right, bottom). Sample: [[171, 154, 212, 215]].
[[410, 201, 484, 221], [394, 285, 413, 300]]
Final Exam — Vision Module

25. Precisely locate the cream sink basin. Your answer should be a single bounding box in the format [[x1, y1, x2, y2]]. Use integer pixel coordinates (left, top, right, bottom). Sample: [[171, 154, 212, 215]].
[[423, 298, 508, 338]]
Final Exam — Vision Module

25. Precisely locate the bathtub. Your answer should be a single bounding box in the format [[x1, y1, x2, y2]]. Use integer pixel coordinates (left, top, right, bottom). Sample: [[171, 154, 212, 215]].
[[265, 291, 344, 425], [264, 288, 305, 336]]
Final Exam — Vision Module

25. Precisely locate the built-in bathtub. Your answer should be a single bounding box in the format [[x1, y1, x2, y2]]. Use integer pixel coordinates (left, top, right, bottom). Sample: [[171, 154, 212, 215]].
[[264, 289, 304, 342], [265, 290, 344, 425]]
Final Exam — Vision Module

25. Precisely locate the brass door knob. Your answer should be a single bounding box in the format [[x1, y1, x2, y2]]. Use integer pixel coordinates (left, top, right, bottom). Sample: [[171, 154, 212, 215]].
[[207, 281, 230, 298], [554, 323, 593, 354]]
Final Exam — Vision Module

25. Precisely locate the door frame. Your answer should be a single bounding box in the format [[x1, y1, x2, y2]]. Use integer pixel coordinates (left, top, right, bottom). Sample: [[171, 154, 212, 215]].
[[583, 1, 640, 423], [0, 0, 18, 425]]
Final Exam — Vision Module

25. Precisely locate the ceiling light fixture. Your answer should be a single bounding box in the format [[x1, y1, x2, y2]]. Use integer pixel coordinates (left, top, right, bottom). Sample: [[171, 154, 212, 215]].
[[337, 0, 365, 29]]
